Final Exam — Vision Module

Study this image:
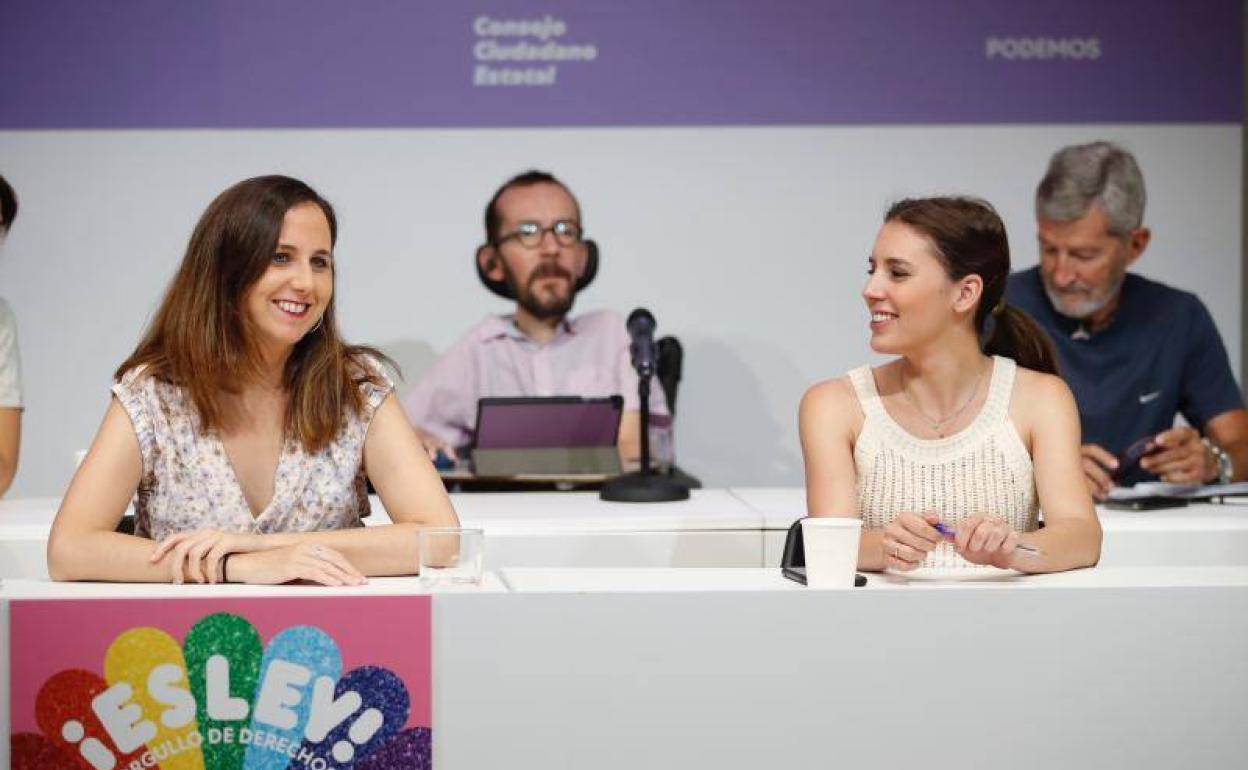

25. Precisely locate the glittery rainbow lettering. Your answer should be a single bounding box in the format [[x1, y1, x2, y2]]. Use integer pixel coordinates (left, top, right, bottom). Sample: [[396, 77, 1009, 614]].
[[11, 613, 428, 770], [243, 626, 341, 770], [289, 666, 410, 769], [105, 627, 206, 770], [185, 613, 263, 770], [34, 668, 148, 770]]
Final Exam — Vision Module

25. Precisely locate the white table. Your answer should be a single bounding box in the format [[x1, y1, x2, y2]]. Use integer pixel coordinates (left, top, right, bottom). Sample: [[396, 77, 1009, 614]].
[[431, 489, 762, 568], [0, 498, 58, 580], [9, 488, 1248, 581], [5, 566, 1246, 770], [1093, 504, 1248, 565], [730, 486, 1248, 567], [0, 490, 765, 579]]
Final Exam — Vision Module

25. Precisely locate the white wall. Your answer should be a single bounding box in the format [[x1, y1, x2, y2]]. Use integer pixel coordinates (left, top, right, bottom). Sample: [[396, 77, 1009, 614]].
[[0, 124, 1239, 496]]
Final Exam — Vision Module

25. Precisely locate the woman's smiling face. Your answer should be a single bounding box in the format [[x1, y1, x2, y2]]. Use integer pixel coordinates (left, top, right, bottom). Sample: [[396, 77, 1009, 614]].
[[863, 220, 965, 354], [243, 201, 334, 355]]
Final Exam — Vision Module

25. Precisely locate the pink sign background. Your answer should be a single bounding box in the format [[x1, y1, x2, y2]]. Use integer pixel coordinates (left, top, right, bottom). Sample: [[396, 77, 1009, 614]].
[[9, 595, 432, 734]]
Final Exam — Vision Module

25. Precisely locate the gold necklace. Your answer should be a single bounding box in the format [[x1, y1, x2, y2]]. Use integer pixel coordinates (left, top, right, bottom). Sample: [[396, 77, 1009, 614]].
[[899, 363, 985, 436]]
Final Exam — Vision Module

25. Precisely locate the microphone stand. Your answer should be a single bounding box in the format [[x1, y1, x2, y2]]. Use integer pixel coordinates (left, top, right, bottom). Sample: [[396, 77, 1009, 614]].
[[639, 376, 652, 469], [600, 368, 690, 503]]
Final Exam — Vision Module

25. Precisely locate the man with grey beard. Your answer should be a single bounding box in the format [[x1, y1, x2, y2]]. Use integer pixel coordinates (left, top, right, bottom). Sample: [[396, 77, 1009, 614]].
[[402, 170, 665, 465], [1006, 141, 1248, 499]]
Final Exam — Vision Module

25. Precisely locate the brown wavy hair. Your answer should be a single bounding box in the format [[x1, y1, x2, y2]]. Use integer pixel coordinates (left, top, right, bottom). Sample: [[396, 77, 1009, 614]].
[[116, 175, 393, 451], [885, 196, 1059, 375]]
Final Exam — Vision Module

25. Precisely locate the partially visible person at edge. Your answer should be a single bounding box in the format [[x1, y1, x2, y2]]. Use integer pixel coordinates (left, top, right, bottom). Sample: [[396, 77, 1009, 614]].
[[402, 170, 667, 464], [1007, 141, 1248, 500], [0, 174, 22, 497], [48, 176, 460, 584], [801, 197, 1101, 573]]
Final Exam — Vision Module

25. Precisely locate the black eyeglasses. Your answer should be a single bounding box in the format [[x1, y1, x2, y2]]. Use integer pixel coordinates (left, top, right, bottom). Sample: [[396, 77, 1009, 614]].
[[495, 220, 582, 249]]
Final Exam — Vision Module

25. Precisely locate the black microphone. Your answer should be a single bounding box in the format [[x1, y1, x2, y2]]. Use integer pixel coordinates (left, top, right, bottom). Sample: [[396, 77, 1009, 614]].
[[656, 336, 682, 414], [627, 308, 656, 378], [601, 306, 690, 501]]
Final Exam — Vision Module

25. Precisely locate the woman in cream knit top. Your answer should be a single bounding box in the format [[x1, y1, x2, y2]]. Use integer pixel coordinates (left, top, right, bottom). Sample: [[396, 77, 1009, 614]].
[[849, 356, 1036, 568], [800, 197, 1101, 573]]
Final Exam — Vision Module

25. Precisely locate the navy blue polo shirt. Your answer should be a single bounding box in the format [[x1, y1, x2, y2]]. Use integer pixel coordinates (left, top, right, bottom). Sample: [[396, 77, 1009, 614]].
[[1006, 266, 1244, 484]]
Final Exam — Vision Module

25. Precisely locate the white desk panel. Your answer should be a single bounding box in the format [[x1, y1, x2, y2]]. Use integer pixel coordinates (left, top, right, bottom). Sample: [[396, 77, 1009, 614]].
[[0, 498, 60, 580], [501, 565, 1248, 592], [501, 566, 806, 592], [0, 498, 93, 579], [4, 568, 1245, 770], [436, 567, 1248, 769], [0, 527, 760, 578], [733, 486, 1248, 567], [0, 497, 59, 528], [11, 488, 1248, 580], [0, 574, 508, 600], [0, 538, 46, 581], [411, 489, 759, 532], [0, 534, 764, 581], [728, 486, 805, 565], [728, 486, 809, 528], [481, 530, 760, 569], [5, 490, 762, 536], [0, 492, 767, 580], [1095, 505, 1248, 566], [377, 489, 765, 568]]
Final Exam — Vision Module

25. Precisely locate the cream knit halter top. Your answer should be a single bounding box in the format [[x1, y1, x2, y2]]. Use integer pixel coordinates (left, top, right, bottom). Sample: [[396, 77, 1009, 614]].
[[850, 355, 1038, 568]]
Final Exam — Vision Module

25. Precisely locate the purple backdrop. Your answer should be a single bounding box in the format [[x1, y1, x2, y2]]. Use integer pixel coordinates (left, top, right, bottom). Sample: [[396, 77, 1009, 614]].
[[0, 0, 1239, 128]]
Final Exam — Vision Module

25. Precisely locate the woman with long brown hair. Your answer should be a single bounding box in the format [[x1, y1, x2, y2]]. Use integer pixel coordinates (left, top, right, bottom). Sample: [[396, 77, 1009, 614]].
[[48, 176, 459, 584], [800, 197, 1101, 573]]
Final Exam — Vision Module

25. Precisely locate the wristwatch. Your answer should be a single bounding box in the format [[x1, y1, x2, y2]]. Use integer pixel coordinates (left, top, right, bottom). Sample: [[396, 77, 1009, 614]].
[[1202, 438, 1234, 484]]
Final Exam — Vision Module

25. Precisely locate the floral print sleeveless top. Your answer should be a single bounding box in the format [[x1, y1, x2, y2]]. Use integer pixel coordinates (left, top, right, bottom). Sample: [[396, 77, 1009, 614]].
[[111, 358, 391, 542]]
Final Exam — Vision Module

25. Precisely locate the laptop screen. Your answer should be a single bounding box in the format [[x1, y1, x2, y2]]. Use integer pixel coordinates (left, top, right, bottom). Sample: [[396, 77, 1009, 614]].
[[473, 396, 624, 449]]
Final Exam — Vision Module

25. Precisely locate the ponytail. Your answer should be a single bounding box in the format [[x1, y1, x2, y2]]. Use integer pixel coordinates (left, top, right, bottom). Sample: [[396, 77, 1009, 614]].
[[981, 302, 1060, 375]]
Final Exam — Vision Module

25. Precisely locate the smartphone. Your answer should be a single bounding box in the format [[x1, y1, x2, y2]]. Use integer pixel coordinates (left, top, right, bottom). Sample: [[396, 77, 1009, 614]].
[[1103, 496, 1189, 511], [782, 566, 867, 587], [780, 520, 867, 586], [1114, 435, 1160, 481]]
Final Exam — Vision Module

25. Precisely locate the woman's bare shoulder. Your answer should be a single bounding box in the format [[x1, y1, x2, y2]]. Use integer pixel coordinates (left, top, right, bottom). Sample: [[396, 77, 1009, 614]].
[[1011, 367, 1078, 438], [802, 375, 856, 409], [1014, 367, 1075, 405], [800, 372, 870, 437]]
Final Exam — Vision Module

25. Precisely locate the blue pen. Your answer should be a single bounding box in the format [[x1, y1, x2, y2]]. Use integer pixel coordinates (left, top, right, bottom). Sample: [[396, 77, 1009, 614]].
[[932, 522, 1043, 556]]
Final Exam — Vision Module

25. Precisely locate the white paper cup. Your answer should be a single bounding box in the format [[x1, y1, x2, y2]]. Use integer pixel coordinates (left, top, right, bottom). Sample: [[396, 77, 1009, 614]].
[[801, 517, 863, 588]]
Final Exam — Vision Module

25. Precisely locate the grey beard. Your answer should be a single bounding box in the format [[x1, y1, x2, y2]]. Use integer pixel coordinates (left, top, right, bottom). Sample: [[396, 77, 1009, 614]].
[[1043, 274, 1124, 320]]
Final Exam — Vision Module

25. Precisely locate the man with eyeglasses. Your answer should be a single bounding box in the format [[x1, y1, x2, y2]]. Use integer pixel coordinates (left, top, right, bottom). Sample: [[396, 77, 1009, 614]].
[[402, 170, 666, 463]]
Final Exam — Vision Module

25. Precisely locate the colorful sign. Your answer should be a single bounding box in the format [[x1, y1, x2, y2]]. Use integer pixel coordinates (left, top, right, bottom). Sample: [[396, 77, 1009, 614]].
[[8, 597, 432, 770], [0, 0, 1239, 128]]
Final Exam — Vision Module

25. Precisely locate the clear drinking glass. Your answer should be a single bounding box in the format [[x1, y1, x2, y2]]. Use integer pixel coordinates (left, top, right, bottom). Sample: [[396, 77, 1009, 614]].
[[418, 528, 485, 588]]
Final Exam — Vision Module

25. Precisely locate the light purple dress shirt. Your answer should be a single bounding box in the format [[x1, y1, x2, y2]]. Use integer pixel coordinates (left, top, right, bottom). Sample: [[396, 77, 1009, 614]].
[[402, 309, 668, 448]]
